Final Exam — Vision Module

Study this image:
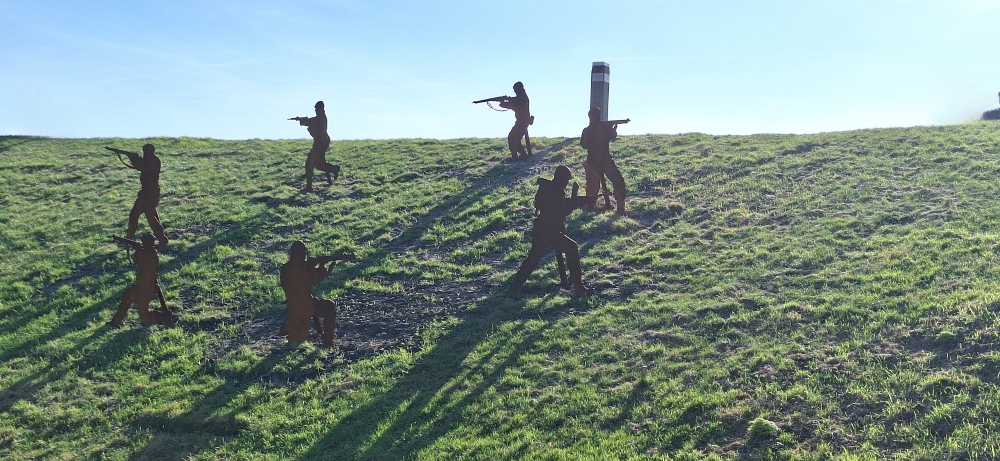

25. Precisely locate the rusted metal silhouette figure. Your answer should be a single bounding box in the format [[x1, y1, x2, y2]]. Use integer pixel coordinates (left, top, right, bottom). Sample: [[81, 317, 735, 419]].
[[290, 101, 341, 192], [107, 144, 168, 246], [279, 241, 356, 347], [507, 166, 599, 298], [109, 234, 174, 327], [580, 107, 629, 214], [473, 82, 533, 160]]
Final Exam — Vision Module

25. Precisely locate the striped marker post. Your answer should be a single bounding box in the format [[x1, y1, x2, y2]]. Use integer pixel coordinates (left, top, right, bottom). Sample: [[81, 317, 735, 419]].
[[590, 62, 610, 121]]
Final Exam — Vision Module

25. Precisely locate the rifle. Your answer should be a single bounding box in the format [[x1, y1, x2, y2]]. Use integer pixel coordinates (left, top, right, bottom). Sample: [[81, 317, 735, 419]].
[[288, 116, 308, 122], [599, 177, 612, 210], [112, 235, 139, 263], [605, 118, 631, 125], [556, 252, 569, 286], [472, 95, 510, 104], [568, 181, 600, 211], [105, 146, 137, 169], [310, 254, 358, 266]]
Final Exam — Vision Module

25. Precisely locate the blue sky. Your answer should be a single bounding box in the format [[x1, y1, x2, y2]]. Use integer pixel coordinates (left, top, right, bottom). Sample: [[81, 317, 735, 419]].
[[2, 0, 998, 140]]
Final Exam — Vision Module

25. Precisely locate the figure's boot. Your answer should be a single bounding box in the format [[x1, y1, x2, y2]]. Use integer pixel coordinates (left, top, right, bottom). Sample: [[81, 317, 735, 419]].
[[332, 165, 341, 181], [506, 272, 530, 298]]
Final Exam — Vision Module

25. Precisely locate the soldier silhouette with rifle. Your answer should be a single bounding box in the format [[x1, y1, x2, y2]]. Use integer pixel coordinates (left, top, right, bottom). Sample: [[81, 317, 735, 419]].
[[290, 101, 341, 192], [279, 241, 357, 347], [109, 233, 174, 327], [580, 106, 630, 214], [474, 81, 533, 160], [507, 165, 599, 298], [106, 144, 168, 247]]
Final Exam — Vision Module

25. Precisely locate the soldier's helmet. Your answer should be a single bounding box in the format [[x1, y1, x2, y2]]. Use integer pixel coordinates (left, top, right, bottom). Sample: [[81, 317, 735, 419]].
[[140, 233, 156, 246], [588, 106, 602, 120], [290, 241, 308, 260], [513, 81, 524, 92], [554, 165, 572, 183], [315, 101, 325, 110], [142, 144, 155, 155]]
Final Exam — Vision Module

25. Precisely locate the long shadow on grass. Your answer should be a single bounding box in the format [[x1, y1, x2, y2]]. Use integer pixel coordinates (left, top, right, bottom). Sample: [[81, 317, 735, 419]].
[[0, 249, 124, 365], [126, 347, 302, 461], [299, 295, 555, 460], [328, 137, 579, 287], [0, 135, 42, 156]]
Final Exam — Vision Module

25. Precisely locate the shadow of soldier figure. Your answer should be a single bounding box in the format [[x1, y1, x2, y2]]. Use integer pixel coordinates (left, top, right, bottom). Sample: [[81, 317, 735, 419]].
[[106, 144, 168, 247], [109, 233, 175, 327], [506, 165, 599, 298], [581, 106, 628, 214], [290, 101, 341, 192], [279, 241, 356, 347]]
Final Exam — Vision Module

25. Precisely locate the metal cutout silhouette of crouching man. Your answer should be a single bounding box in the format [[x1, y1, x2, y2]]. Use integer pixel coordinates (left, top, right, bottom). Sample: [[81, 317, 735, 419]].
[[279, 241, 356, 347], [506, 166, 599, 298], [581, 106, 628, 214], [106, 144, 168, 246], [109, 234, 175, 327], [290, 101, 341, 192]]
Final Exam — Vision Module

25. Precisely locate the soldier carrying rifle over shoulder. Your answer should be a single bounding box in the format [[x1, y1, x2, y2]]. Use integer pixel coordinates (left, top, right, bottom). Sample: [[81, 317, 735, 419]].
[[289, 101, 341, 192], [506, 165, 600, 298], [106, 143, 168, 247], [581, 106, 629, 214], [474, 81, 533, 161]]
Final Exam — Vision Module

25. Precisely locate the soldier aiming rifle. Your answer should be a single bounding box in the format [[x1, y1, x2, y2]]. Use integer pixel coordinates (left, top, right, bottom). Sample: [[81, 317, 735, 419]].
[[107, 144, 169, 247], [109, 234, 174, 327], [507, 165, 599, 298], [474, 81, 533, 160], [279, 241, 357, 347], [290, 101, 341, 192]]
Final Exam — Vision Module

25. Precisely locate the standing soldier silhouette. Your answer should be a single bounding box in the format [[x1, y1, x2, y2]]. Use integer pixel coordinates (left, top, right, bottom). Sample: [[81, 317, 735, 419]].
[[109, 233, 174, 327], [279, 241, 355, 347], [506, 166, 598, 298], [580, 107, 627, 214], [290, 101, 340, 192], [473, 82, 534, 160], [106, 143, 168, 247], [502, 82, 533, 160]]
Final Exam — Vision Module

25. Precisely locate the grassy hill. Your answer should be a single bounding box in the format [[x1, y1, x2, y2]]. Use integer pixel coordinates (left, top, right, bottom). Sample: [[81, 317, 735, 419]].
[[2, 124, 1000, 460]]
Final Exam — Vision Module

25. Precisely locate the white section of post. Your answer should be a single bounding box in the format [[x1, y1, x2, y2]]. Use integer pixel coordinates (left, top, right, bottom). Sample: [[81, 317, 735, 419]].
[[590, 62, 610, 122]]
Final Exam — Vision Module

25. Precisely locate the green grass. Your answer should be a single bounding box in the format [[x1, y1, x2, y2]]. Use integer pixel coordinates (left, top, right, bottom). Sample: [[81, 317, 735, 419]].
[[3, 123, 1000, 459]]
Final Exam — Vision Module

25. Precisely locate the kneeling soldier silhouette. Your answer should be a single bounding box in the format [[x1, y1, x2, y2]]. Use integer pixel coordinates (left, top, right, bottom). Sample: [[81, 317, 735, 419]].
[[507, 165, 599, 298], [279, 241, 356, 347], [109, 233, 174, 327]]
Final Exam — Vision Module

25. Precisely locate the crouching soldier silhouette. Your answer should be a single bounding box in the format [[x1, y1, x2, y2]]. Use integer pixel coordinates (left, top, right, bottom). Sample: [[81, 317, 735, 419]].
[[106, 144, 168, 246], [290, 101, 341, 192], [279, 241, 356, 347], [581, 107, 629, 214], [506, 166, 599, 298], [109, 233, 175, 327]]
